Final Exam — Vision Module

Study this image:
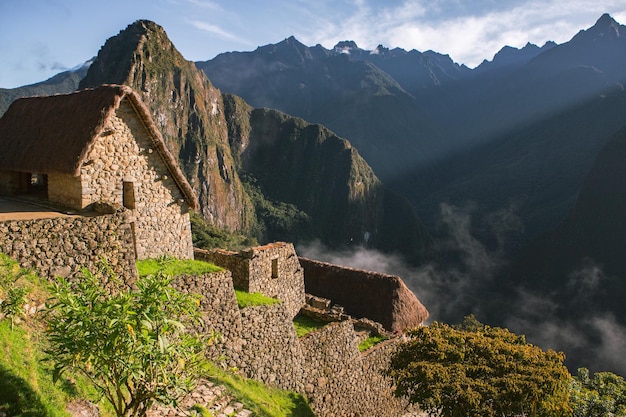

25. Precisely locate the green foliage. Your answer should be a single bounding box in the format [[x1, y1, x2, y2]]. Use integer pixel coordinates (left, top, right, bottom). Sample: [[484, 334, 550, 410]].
[[203, 362, 314, 417], [292, 315, 327, 338], [0, 320, 72, 417], [358, 335, 387, 352], [242, 175, 312, 244], [190, 212, 258, 251], [234, 290, 281, 309], [389, 319, 572, 417], [570, 367, 626, 417], [136, 256, 222, 277], [0, 253, 33, 330], [45, 263, 209, 417]]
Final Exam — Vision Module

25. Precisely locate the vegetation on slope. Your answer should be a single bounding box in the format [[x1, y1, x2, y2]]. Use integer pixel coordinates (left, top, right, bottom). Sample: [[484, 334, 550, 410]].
[[390, 316, 572, 417], [190, 212, 258, 251], [0, 253, 312, 417]]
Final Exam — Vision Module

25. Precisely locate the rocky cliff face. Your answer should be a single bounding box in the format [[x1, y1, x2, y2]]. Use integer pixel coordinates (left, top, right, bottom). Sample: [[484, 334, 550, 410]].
[[80, 20, 254, 231]]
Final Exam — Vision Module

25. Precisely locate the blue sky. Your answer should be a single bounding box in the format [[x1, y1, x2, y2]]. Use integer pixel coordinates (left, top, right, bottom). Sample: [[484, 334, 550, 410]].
[[1, 0, 626, 88]]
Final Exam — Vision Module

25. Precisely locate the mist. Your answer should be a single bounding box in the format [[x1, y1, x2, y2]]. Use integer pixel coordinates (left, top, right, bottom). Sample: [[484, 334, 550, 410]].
[[298, 202, 626, 377]]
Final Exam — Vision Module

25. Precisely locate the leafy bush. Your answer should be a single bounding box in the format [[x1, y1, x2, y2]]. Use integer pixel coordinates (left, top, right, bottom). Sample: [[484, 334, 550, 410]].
[[570, 367, 626, 417], [390, 318, 572, 417], [45, 263, 210, 417], [0, 253, 32, 330]]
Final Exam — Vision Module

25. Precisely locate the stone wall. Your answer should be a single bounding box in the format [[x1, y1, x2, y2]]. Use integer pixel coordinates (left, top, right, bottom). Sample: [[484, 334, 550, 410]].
[[195, 243, 305, 318], [237, 304, 306, 392], [300, 322, 418, 417], [300, 257, 429, 332], [172, 270, 242, 349], [75, 99, 193, 259], [0, 213, 136, 281]]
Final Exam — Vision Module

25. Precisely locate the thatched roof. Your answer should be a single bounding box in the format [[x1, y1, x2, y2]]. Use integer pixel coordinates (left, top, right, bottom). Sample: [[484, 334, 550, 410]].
[[0, 85, 199, 210]]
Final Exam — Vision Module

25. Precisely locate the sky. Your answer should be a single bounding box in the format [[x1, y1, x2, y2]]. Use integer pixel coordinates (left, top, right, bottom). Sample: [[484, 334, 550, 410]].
[[1, 0, 626, 88]]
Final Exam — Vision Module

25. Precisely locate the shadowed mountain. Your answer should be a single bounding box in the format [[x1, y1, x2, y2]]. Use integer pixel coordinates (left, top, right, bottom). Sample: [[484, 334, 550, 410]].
[[198, 15, 626, 257], [196, 36, 444, 184], [495, 124, 626, 375]]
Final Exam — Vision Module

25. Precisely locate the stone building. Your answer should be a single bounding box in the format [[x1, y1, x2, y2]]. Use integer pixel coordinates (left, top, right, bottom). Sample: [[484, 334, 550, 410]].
[[0, 85, 198, 259], [195, 242, 306, 318]]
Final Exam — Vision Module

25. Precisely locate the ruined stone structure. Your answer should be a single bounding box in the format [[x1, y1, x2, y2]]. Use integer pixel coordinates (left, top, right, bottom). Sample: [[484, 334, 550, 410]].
[[195, 243, 305, 318], [300, 257, 429, 332], [172, 269, 421, 417], [0, 85, 198, 259]]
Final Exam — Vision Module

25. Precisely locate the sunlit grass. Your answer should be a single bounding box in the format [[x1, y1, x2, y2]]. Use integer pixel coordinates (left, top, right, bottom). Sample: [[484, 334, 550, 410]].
[[358, 335, 388, 352], [293, 315, 327, 338], [203, 362, 314, 417], [136, 257, 222, 277], [234, 290, 281, 309]]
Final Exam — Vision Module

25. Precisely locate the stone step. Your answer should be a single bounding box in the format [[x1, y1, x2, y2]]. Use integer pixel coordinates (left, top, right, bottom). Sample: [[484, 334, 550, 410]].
[[146, 378, 254, 417]]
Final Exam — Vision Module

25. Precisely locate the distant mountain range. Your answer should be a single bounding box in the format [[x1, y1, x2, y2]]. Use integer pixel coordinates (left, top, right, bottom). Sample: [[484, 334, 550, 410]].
[[2, 13, 626, 374]]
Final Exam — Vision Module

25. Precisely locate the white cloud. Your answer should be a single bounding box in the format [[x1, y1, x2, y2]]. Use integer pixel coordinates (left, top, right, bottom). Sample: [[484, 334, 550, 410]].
[[188, 19, 250, 45], [290, 0, 626, 67]]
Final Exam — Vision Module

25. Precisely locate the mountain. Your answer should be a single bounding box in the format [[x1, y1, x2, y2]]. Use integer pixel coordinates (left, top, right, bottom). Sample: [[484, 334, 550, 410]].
[[76, 20, 430, 259], [474, 41, 556, 73], [196, 37, 444, 183], [0, 60, 92, 116], [223, 94, 430, 258], [198, 14, 626, 254], [497, 124, 626, 375]]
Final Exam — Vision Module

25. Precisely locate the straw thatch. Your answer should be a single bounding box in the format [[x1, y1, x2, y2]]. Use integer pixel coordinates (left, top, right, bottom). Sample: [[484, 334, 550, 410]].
[[0, 85, 199, 210]]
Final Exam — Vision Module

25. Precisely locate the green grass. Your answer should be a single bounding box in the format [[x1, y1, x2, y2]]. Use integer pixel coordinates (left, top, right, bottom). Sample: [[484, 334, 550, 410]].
[[136, 257, 222, 277], [358, 335, 388, 352], [203, 362, 314, 417], [0, 256, 111, 417], [234, 290, 281, 309], [292, 315, 327, 338], [0, 320, 73, 417]]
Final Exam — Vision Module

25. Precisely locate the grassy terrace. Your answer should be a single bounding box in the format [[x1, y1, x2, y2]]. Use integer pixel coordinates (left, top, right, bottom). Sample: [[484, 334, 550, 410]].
[[136, 257, 222, 277], [358, 334, 388, 352], [293, 315, 327, 338], [234, 289, 281, 309]]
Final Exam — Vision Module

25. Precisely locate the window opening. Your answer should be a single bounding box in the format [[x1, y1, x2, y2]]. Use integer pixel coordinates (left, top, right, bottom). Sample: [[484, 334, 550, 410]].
[[123, 181, 136, 209]]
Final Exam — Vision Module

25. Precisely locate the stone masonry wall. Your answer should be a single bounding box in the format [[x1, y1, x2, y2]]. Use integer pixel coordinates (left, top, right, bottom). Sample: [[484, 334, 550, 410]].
[[195, 243, 305, 319], [77, 99, 193, 259], [300, 257, 429, 332], [0, 213, 136, 281], [172, 270, 242, 352], [299, 322, 418, 417], [236, 304, 306, 392]]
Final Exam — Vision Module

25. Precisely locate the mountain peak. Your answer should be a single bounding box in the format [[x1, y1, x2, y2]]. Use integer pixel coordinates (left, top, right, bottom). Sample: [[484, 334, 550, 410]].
[[333, 40, 359, 54], [578, 13, 623, 41]]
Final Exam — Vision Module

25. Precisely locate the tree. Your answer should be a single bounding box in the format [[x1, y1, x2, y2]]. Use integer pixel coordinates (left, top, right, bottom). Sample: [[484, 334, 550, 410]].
[[45, 263, 208, 417], [389, 318, 571, 417], [570, 367, 626, 417]]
